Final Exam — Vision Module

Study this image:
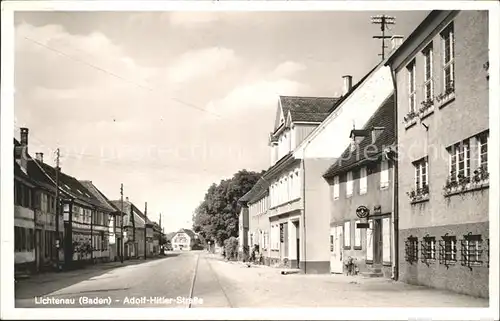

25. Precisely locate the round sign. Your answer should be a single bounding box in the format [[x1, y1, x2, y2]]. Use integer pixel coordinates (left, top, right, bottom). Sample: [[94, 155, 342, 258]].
[[356, 206, 370, 218]]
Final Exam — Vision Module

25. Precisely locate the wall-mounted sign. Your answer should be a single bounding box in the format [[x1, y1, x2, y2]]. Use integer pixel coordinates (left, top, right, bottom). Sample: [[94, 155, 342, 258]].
[[356, 206, 370, 218], [373, 205, 382, 215]]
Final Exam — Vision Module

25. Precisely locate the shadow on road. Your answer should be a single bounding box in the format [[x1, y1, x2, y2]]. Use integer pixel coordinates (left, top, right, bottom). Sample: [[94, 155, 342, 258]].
[[15, 254, 180, 300]]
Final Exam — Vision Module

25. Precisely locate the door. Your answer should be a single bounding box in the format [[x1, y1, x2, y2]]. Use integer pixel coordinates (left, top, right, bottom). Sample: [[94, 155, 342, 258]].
[[374, 219, 383, 264], [330, 226, 343, 273], [295, 222, 300, 269]]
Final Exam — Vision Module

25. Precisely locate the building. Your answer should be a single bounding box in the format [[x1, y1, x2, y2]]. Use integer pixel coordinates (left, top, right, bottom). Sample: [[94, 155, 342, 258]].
[[240, 178, 270, 265], [262, 95, 341, 272], [110, 199, 147, 259], [14, 131, 64, 274], [385, 10, 489, 298], [14, 136, 38, 274], [290, 57, 397, 275], [323, 95, 396, 277], [37, 162, 112, 268], [236, 197, 250, 259], [79, 180, 121, 263], [239, 177, 270, 263], [171, 228, 198, 251]]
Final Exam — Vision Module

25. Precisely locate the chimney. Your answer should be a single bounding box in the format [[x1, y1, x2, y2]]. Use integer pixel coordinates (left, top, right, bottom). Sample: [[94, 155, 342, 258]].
[[35, 152, 44, 163], [20, 127, 29, 148], [342, 75, 353, 96], [125, 197, 129, 202], [371, 127, 385, 144], [390, 35, 404, 52]]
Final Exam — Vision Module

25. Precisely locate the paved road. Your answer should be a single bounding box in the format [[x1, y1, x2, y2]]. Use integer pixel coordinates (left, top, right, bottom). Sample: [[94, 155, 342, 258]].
[[15, 251, 488, 309], [15, 251, 230, 308]]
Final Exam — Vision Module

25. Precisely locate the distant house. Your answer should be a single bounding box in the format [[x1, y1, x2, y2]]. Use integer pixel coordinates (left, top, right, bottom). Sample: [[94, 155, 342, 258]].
[[171, 228, 198, 251]]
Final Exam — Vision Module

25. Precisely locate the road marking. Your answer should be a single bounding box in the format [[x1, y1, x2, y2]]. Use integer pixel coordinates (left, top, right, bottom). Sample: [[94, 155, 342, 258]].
[[187, 253, 200, 308]]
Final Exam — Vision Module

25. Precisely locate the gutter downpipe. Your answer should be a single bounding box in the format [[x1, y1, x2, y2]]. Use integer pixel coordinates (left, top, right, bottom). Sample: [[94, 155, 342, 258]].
[[301, 139, 313, 274], [389, 67, 399, 281]]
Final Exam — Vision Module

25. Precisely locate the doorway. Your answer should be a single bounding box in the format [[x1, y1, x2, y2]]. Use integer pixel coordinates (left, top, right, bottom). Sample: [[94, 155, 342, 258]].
[[373, 219, 383, 264], [294, 221, 300, 269], [330, 226, 343, 273]]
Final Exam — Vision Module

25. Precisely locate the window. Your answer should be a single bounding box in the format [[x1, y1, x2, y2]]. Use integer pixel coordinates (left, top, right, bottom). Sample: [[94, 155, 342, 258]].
[[359, 167, 367, 195], [478, 131, 489, 172], [333, 176, 340, 200], [343, 221, 351, 249], [439, 234, 457, 267], [354, 220, 361, 249], [407, 59, 416, 112], [413, 157, 429, 190], [421, 235, 436, 265], [405, 236, 418, 264], [330, 235, 334, 252], [380, 160, 389, 189], [441, 23, 455, 93], [423, 43, 434, 101], [449, 139, 471, 179], [346, 171, 353, 197], [461, 234, 483, 268]]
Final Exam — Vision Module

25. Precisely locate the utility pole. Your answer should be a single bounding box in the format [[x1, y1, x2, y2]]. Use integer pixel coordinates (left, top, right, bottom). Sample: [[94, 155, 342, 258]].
[[54, 148, 61, 270], [120, 184, 124, 263], [371, 14, 396, 60], [144, 202, 147, 260]]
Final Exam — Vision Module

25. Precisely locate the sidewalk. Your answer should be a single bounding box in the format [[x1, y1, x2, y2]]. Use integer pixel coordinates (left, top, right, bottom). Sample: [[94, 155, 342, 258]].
[[206, 255, 489, 308], [15, 255, 168, 299]]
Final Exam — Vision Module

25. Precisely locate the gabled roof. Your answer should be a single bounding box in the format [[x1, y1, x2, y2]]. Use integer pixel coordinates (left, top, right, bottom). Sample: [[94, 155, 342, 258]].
[[109, 200, 146, 228], [37, 161, 104, 208], [79, 181, 118, 213], [281, 96, 339, 122], [239, 176, 269, 204], [176, 228, 196, 239], [323, 94, 395, 178], [165, 232, 176, 241]]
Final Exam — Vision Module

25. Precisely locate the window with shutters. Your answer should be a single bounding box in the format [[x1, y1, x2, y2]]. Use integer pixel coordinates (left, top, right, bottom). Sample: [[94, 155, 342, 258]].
[[333, 176, 340, 200], [343, 221, 351, 249], [380, 160, 389, 189], [354, 220, 361, 250], [346, 171, 353, 197], [359, 167, 367, 195]]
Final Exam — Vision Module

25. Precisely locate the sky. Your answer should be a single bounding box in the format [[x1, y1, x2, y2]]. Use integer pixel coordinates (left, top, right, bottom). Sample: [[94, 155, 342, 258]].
[[13, 10, 429, 232]]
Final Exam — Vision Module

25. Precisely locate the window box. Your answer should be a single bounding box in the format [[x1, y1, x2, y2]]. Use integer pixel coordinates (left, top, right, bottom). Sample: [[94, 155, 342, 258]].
[[403, 111, 418, 129], [419, 99, 435, 119], [443, 171, 489, 197], [407, 184, 430, 204], [436, 84, 456, 109]]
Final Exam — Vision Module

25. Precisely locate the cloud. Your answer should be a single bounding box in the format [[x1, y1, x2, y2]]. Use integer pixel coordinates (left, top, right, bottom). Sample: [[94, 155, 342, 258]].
[[166, 47, 239, 84], [206, 60, 309, 116], [270, 61, 306, 78]]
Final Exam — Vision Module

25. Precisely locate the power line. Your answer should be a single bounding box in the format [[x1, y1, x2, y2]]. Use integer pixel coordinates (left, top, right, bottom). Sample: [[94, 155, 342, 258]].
[[21, 35, 222, 119]]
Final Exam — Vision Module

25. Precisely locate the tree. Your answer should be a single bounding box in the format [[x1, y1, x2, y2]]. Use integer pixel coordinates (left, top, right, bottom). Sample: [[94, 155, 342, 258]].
[[192, 169, 262, 247]]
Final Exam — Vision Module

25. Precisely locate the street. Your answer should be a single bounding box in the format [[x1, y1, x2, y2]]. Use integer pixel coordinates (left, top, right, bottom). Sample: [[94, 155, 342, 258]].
[[15, 251, 488, 308]]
